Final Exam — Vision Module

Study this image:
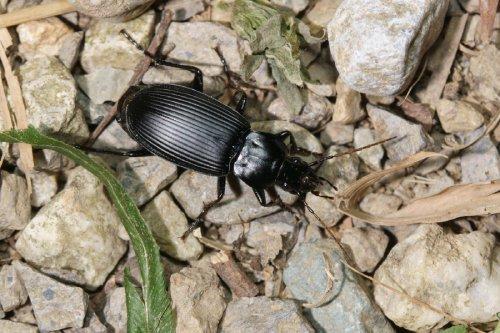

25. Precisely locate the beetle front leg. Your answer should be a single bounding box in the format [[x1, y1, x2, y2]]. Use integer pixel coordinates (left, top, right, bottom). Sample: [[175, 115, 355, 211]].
[[234, 91, 247, 114], [181, 176, 226, 239]]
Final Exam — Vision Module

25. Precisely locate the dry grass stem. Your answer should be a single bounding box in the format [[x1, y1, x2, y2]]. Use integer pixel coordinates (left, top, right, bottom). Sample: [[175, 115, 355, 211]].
[[0, 0, 76, 29]]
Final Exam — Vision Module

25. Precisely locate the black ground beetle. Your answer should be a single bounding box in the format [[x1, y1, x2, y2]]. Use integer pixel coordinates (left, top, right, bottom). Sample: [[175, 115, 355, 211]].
[[82, 31, 393, 235]]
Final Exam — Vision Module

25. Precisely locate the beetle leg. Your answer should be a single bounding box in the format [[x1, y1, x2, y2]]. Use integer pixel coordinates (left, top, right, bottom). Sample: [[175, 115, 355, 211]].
[[253, 187, 269, 206], [234, 91, 247, 114], [120, 29, 204, 92], [181, 177, 226, 239], [74, 145, 153, 157], [277, 131, 323, 157]]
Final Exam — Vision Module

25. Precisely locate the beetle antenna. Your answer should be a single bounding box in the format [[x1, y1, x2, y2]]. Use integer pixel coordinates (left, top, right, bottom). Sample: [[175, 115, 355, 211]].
[[309, 136, 398, 167], [120, 29, 159, 64]]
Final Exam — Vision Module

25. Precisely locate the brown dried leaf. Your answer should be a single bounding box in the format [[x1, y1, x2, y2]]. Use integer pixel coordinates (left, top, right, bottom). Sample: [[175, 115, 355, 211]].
[[479, 0, 499, 44], [337, 152, 500, 225]]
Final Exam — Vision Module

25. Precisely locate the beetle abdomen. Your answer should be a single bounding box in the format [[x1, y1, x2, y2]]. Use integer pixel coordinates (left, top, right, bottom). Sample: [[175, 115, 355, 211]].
[[119, 84, 250, 176]]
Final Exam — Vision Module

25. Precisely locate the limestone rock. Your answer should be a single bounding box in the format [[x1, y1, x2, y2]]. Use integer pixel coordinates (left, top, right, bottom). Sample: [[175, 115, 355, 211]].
[[435, 99, 484, 133], [331, 78, 365, 124], [341, 227, 388, 273], [103, 287, 126, 333], [320, 122, 354, 146], [360, 193, 402, 216], [0, 265, 28, 312], [77, 68, 134, 104], [0, 171, 31, 231], [328, 0, 448, 95], [68, 0, 154, 20], [354, 128, 384, 170], [460, 128, 500, 183], [467, 45, 500, 103], [0, 320, 37, 333], [304, 0, 343, 28], [30, 171, 58, 208], [165, 0, 205, 21], [270, 0, 309, 13], [58, 32, 84, 69]]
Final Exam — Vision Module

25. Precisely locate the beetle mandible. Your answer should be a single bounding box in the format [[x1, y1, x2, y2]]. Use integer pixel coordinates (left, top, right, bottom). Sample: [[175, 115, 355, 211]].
[[83, 31, 394, 234]]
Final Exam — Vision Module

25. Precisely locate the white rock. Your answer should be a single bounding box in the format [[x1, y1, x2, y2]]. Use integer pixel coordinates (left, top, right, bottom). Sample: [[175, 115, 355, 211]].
[[460, 129, 500, 183], [69, 0, 154, 20], [0, 171, 31, 231], [374, 225, 500, 331], [0, 320, 37, 333], [317, 145, 359, 191], [103, 287, 126, 333], [117, 156, 177, 206], [435, 99, 484, 133], [13, 261, 87, 331], [76, 90, 110, 125], [15, 167, 127, 289], [304, 192, 344, 228], [77, 68, 134, 104], [0, 265, 28, 312], [164, 22, 248, 76], [270, 0, 309, 13], [305, 58, 337, 97], [170, 266, 227, 333], [354, 128, 384, 170], [320, 122, 354, 146], [16, 17, 73, 60], [331, 78, 365, 124], [58, 31, 84, 69], [467, 45, 500, 103], [19, 56, 89, 143], [304, 0, 343, 28], [92, 120, 140, 151], [165, 0, 205, 21], [141, 191, 203, 261], [359, 193, 402, 216], [328, 0, 449, 95], [341, 227, 388, 273], [80, 10, 155, 72], [30, 171, 58, 208]]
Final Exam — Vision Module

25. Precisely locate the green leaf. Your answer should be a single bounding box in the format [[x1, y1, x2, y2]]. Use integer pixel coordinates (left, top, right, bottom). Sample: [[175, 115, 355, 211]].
[[269, 59, 304, 114], [250, 14, 285, 53], [125, 268, 147, 333], [0, 127, 174, 333], [266, 46, 303, 86], [231, 0, 278, 41], [241, 54, 266, 81], [440, 325, 467, 333], [495, 313, 500, 333]]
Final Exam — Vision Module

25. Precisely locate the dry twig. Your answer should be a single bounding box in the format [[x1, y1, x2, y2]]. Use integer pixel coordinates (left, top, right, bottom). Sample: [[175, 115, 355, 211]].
[[0, 0, 76, 29], [211, 251, 259, 298]]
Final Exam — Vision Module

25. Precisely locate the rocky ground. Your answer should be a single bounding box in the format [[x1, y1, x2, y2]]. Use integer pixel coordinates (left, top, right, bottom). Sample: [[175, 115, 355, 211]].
[[0, 0, 499, 332]]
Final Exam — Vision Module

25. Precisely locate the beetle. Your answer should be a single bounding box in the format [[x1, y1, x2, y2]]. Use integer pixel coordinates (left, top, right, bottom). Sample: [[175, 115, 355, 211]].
[[83, 31, 394, 234]]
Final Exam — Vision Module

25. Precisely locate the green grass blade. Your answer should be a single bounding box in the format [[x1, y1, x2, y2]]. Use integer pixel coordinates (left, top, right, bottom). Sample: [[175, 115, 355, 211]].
[[0, 127, 174, 333], [125, 268, 147, 333]]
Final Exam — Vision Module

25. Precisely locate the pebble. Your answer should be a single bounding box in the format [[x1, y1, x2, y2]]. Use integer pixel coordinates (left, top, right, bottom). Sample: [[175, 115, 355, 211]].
[[467, 45, 500, 103], [221, 296, 314, 333], [15, 167, 128, 290], [412, 170, 455, 198], [267, 90, 333, 130], [367, 104, 429, 161], [170, 266, 227, 333], [65, 307, 107, 333], [340, 227, 388, 273], [13, 261, 87, 331], [0, 265, 28, 312], [103, 287, 126, 332], [165, 0, 206, 21], [10, 303, 36, 325], [317, 145, 359, 190], [304, 0, 343, 28], [283, 239, 394, 332], [76, 90, 110, 125], [320, 122, 354, 146], [16, 17, 73, 60], [141, 191, 203, 261], [69, 0, 154, 20], [164, 22, 248, 76], [58, 31, 84, 69], [331, 78, 365, 124], [33, 149, 76, 172], [117, 156, 177, 206], [328, 0, 448, 95], [80, 10, 155, 72], [19, 56, 89, 143], [30, 171, 58, 208], [304, 192, 344, 228], [374, 224, 500, 331], [359, 193, 402, 216], [245, 211, 296, 265], [77, 68, 134, 104], [92, 120, 140, 151], [460, 128, 500, 183], [354, 128, 384, 170], [435, 99, 484, 133], [270, 0, 309, 13], [305, 58, 337, 97], [0, 171, 31, 231], [0, 320, 37, 333]]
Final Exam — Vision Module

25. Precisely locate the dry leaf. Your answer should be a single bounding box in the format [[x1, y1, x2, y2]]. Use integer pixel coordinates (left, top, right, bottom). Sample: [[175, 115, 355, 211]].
[[337, 152, 500, 225], [479, 0, 499, 44]]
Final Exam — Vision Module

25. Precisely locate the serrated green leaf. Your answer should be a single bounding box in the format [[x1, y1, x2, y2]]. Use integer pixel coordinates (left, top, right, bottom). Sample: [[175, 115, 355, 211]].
[[269, 59, 304, 114], [231, 0, 278, 41], [241, 54, 266, 81], [440, 325, 467, 333], [125, 268, 147, 333], [266, 46, 303, 86], [250, 14, 285, 53], [0, 127, 174, 333]]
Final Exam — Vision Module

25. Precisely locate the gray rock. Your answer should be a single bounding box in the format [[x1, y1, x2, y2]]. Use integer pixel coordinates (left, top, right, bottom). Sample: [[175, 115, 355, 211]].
[[360, 193, 402, 216], [117, 156, 177, 206], [165, 0, 205, 21], [283, 239, 394, 333], [304, 192, 344, 228], [460, 128, 500, 183], [435, 99, 484, 133], [267, 90, 333, 130], [328, 0, 448, 95], [374, 225, 500, 331], [93, 120, 140, 151], [69, 0, 154, 20], [58, 31, 84, 69], [164, 22, 248, 76], [10, 303, 36, 325], [320, 122, 354, 146], [221, 296, 314, 333], [16, 17, 73, 60], [367, 104, 429, 161], [64, 307, 107, 333], [317, 145, 359, 191], [304, 0, 342, 28], [0, 171, 31, 231], [170, 266, 227, 333], [305, 58, 337, 97], [340, 227, 388, 273], [103, 287, 126, 333], [30, 171, 58, 208], [331, 78, 365, 124], [80, 10, 155, 72], [76, 90, 110, 125], [0, 320, 37, 333], [270, 0, 309, 13], [0, 265, 28, 312], [19, 56, 89, 143], [412, 170, 455, 198], [33, 149, 76, 172], [0, 229, 14, 241], [15, 167, 128, 289], [467, 45, 500, 103], [13, 261, 87, 331], [142, 191, 203, 261], [354, 128, 384, 170], [246, 211, 296, 265], [77, 68, 134, 104]]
